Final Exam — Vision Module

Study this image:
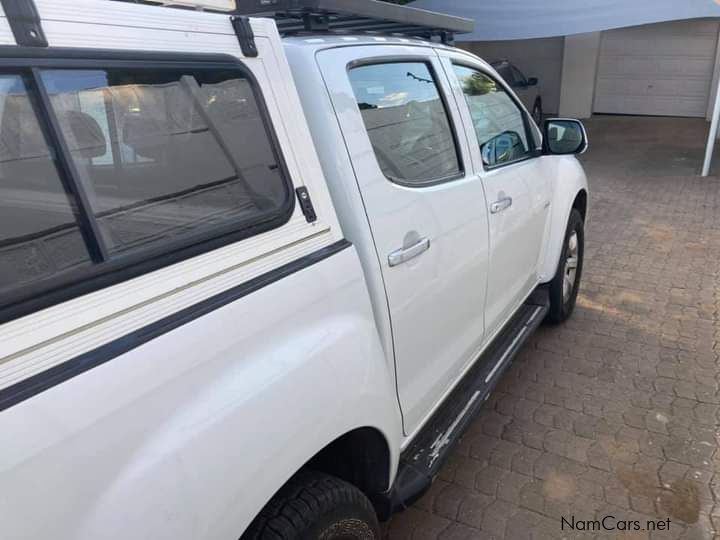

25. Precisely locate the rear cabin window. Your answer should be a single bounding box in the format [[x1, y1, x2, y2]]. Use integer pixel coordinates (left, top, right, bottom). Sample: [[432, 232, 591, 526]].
[[0, 64, 291, 304], [348, 62, 461, 185], [0, 75, 94, 294]]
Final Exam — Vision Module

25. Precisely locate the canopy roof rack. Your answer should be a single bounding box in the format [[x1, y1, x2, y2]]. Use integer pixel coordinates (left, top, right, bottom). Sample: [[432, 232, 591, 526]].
[[234, 0, 474, 44]]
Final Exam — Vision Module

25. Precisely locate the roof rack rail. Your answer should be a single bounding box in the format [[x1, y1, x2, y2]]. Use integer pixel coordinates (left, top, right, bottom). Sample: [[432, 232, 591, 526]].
[[234, 0, 473, 44]]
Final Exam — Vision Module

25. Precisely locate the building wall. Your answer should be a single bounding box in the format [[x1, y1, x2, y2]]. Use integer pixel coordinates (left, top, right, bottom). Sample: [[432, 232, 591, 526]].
[[457, 37, 565, 113], [558, 32, 601, 118]]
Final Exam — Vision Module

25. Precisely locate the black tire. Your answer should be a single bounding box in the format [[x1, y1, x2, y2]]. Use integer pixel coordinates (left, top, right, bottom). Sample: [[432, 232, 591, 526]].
[[547, 208, 584, 324], [532, 98, 543, 125], [242, 471, 380, 540]]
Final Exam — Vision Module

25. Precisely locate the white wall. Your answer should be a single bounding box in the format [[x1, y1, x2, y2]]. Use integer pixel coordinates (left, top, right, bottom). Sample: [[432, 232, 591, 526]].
[[558, 32, 601, 118], [458, 37, 564, 113]]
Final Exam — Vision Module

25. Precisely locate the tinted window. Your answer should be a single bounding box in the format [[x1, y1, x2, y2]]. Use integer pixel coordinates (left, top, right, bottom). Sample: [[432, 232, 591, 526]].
[[0, 63, 293, 313], [41, 68, 290, 255], [453, 65, 532, 167], [0, 75, 93, 295], [348, 62, 461, 185], [510, 66, 526, 86], [494, 64, 512, 84]]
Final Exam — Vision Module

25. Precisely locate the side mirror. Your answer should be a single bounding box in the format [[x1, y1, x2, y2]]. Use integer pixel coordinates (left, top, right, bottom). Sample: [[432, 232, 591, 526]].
[[543, 118, 588, 155], [526, 77, 538, 86]]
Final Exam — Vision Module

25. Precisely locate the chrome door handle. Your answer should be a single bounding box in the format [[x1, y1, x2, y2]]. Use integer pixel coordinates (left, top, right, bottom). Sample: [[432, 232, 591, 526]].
[[388, 237, 430, 267], [490, 196, 513, 214]]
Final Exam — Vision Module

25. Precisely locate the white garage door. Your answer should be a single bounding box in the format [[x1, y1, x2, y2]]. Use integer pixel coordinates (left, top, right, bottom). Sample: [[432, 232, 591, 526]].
[[594, 20, 720, 117]]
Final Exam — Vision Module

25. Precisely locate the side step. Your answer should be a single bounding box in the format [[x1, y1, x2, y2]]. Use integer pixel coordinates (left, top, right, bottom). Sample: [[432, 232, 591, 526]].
[[375, 289, 549, 518]]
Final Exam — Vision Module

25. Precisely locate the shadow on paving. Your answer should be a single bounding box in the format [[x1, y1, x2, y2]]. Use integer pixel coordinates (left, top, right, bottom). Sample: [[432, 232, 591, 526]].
[[384, 115, 720, 540]]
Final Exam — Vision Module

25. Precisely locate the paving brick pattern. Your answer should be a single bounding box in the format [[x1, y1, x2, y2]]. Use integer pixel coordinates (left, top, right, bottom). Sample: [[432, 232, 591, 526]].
[[384, 117, 720, 539]]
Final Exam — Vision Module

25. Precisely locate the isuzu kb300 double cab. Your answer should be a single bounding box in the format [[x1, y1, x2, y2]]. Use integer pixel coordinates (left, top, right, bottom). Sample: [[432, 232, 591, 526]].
[[0, 1, 589, 538]]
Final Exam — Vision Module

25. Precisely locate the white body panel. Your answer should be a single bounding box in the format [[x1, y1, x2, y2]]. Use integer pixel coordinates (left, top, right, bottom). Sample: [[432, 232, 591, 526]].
[[0, 3, 402, 539], [1, 248, 401, 540], [594, 20, 720, 117]]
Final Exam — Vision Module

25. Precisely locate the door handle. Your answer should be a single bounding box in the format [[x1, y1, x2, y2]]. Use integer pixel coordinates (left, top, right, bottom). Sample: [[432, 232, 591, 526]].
[[388, 237, 430, 267], [490, 196, 513, 214]]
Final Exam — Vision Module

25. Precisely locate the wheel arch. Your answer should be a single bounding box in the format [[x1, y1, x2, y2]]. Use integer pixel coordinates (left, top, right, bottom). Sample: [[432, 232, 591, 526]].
[[305, 426, 392, 496], [243, 426, 394, 534], [572, 188, 588, 222]]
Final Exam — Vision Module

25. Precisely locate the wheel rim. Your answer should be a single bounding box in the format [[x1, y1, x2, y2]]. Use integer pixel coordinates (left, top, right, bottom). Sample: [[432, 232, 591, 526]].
[[562, 231, 578, 304]]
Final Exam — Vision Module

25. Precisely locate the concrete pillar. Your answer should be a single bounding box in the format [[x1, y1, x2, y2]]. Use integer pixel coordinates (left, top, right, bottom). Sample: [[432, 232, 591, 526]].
[[558, 32, 601, 119]]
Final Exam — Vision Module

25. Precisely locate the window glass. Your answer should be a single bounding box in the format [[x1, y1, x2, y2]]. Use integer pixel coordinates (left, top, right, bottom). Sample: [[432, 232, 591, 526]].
[[510, 66, 527, 86], [0, 74, 93, 295], [41, 68, 290, 255], [494, 64, 512, 84], [348, 62, 461, 185], [453, 65, 532, 167]]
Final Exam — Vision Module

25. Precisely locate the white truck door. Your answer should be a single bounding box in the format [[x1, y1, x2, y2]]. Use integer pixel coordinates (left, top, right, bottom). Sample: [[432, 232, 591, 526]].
[[440, 53, 552, 337], [317, 45, 490, 436]]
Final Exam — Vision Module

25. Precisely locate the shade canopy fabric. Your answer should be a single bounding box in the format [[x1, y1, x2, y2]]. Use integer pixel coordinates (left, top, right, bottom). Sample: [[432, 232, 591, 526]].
[[411, 0, 720, 41]]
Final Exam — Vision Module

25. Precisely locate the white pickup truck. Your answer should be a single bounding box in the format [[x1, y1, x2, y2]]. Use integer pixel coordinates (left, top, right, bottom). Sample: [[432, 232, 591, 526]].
[[0, 1, 589, 539]]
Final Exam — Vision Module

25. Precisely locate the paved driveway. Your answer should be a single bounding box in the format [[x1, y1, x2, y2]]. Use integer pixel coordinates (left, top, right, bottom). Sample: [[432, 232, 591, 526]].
[[385, 116, 720, 540]]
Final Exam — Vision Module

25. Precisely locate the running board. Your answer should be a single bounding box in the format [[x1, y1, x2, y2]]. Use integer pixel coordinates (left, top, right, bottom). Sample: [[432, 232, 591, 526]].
[[374, 289, 549, 518]]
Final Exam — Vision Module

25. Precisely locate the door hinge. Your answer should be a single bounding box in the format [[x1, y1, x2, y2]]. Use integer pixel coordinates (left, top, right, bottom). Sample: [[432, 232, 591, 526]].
[[230, 16, 258, 58], [295, 186, 317, 223], [1, 0, 47, 47]]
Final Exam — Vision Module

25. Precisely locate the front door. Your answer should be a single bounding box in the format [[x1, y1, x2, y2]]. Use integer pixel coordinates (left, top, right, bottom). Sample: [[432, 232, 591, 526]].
[[441, 56, 551, 337], [318, 46, 490, 435]]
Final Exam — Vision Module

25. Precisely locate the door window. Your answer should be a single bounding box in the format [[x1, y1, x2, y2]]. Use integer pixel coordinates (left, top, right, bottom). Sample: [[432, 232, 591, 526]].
[[453, 65, 533, 168], [348, 62, 461, 186], [494, 64, 512, 84], [510, 66, 527, 87]]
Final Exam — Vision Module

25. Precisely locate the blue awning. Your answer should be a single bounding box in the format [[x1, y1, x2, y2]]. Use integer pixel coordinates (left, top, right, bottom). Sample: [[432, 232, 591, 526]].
[[411, 0, 720, 41]]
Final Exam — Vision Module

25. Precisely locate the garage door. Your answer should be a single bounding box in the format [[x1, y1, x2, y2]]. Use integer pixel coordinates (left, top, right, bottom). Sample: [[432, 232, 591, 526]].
[[594, 20, 719, 117]]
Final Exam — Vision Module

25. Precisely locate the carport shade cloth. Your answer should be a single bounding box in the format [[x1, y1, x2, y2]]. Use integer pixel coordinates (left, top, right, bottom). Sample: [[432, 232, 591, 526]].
[[411, 0, 720, 41]]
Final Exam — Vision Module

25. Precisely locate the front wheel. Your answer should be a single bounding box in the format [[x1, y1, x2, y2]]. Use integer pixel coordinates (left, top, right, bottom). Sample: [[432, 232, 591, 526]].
[[242, 471, 380, 540], [547, 208, 584, 323]]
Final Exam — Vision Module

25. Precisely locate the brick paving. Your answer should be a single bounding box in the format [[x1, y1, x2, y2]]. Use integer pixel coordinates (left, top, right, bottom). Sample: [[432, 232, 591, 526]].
[[385, 117, 720, 540]]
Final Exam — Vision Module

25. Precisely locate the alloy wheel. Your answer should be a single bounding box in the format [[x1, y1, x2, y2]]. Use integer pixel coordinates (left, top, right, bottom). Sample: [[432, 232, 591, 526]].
[[563, 231, 579, 303]]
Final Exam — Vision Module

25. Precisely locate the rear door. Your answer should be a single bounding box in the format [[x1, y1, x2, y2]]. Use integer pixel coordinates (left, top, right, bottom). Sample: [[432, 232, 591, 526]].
[[317, 45, 490, 435]]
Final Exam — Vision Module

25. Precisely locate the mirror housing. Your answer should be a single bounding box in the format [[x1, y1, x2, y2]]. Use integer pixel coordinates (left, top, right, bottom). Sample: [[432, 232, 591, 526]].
[[543, 118, 588, 155], [526, 77, 538, 86]]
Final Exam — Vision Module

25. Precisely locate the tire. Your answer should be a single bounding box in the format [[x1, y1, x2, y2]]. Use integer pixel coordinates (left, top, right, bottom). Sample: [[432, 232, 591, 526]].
[[532, 98, 543, 126], [547, 208, 584, 324], [242, 471, 380, 540]]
